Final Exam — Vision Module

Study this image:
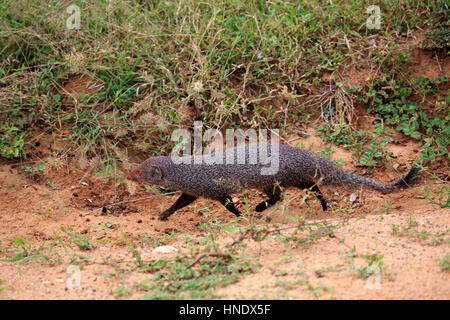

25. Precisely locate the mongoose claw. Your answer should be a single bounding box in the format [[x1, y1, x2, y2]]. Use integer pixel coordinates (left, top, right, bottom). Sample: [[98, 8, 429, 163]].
[[157, 212, 170, 220]]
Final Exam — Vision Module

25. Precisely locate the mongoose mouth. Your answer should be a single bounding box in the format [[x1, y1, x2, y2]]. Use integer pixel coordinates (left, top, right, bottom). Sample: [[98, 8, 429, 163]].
[[126, 169, 144, 181]]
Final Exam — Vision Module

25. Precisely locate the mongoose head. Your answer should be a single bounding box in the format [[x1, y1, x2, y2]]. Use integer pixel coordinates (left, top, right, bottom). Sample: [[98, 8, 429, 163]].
[[126, 162, 164, 184]]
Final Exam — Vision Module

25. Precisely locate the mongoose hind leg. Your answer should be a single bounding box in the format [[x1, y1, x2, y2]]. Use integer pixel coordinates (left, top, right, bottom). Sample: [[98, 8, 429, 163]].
[[219, 196, 242, 218], [158, 192, 198, 220], [255, 185, 282, 212], [300, 183, 327, 211]]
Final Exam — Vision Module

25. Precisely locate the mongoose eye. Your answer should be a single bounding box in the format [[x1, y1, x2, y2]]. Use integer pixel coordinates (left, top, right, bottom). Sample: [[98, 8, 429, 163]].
[[150, 166, 163, 179]]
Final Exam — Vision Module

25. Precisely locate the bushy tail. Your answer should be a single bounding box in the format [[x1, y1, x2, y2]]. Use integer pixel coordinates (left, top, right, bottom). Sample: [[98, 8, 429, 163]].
[[325, 165, 420, 193]]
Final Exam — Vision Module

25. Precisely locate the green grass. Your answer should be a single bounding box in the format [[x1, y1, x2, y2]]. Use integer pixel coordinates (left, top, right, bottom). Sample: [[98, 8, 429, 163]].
[[391, 216, 450, 245], [0, 0, 447, 178], [439, 254, 450, 271], [136, 253, 259, 299], [0, 237, 61, 265], [60, 226, 92, 251]]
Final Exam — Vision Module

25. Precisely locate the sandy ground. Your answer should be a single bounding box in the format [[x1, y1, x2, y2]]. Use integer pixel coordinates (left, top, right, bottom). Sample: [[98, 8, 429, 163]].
[[0, 128, 448, 300], [0, 30, 448, 300]]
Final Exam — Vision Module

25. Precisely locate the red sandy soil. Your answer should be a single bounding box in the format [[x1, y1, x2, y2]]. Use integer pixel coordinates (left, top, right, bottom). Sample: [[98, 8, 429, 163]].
[[0, 127, 448, 299]]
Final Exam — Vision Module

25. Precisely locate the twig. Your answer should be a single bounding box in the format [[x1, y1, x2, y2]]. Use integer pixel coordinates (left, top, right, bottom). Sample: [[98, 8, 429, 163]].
[[434, 51, 442, 73], [229, 220, 329, 247], [187, 252, 231, 268], [81, 191, 180, 216]]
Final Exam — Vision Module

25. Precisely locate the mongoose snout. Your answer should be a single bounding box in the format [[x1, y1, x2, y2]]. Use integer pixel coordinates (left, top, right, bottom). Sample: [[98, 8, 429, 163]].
[[126, 169, 144, 181]]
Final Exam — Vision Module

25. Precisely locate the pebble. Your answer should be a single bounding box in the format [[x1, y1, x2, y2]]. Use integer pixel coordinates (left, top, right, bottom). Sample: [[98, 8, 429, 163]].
[[152, 246, 178, 254]]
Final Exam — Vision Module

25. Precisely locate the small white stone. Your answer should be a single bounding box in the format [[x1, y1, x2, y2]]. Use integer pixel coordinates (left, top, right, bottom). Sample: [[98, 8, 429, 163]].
[[152, 246, 178, 254], [348, 192, 358, 204]]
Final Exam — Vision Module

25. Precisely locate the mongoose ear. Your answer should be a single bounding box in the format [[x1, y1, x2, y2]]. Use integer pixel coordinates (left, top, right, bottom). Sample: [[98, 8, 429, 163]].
[[151, 166, 164, 180]]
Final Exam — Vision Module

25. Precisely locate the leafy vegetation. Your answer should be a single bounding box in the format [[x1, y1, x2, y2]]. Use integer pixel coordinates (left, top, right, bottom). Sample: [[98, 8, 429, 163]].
[[439, 254, 450, 271], [0, 122, 26, 159], [0, 0, 447, 176], [362, 76, 449, 163]]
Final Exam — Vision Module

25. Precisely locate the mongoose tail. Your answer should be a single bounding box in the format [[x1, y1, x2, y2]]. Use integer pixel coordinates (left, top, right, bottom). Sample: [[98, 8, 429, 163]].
[[325, 164, 420, 193]]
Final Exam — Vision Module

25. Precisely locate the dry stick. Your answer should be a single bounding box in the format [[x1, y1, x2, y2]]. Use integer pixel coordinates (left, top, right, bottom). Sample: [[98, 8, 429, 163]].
[[187, 252, 231, 268], [435, 52, 442, 73], [81, 191, 180, 216]]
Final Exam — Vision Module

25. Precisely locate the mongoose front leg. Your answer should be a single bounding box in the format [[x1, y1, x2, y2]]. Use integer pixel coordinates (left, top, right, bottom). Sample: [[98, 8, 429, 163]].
[[158, 193, 198, 220], [255, 185, 282, 212], [219, 196, 242, 218]]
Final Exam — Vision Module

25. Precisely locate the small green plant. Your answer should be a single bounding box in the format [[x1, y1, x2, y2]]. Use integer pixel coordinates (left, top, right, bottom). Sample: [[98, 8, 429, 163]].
[[0, 237, 59, 264], [438, 255, 450, 271], [120, 229, 145, 269], [316, 118, 393, 170], [22, 163, 45, 180], [357, 254, 384, 280], [60, 226, 92, 251], [359, 136, 389, 169], [274, 221, 338, 247], [0, 122, 26, 159], [422, 183, 449, 209], [314, 263, 343, 278], [362, 77, 450, 162], [391, 217, 449, 245], [0, 237, 30, 262], [136, 251, 258, 299], [139, 234, 167, 248]]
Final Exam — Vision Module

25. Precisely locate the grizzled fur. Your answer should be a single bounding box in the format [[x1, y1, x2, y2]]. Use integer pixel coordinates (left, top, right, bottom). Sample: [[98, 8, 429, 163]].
[[127, 143, 419, 220]]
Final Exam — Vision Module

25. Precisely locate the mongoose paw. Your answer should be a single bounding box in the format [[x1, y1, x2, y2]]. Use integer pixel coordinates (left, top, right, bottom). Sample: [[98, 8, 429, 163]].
[[255, 202, 269, 212], [157, 212, 169, 220]]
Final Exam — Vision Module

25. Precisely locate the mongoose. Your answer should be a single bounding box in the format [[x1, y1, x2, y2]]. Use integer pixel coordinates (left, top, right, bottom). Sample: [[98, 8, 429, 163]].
[[126, 142, 419, 220]]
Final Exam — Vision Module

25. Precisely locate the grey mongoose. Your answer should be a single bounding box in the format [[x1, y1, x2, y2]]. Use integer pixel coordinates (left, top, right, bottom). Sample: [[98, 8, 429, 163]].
[[126, 142, 419, 220]]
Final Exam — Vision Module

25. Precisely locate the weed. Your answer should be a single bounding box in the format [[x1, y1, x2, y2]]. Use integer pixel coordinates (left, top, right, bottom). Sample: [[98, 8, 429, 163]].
[[120, 229, 145, 269], [0, 237, 60, 265], [362, 76, 450, 162], [60, 226, 92, 251], [358, 254, 384, 280], [422, 183, 449, 209], [137, 252, 259, 299], [22, 163, 45, 180], [391, 217, 449, 245], [0, 0, 445, 177], [0, 237, 31, 262], [0, 122, 26, 158], [139, 234, 168, 248], [438, 255, 450, 271]]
